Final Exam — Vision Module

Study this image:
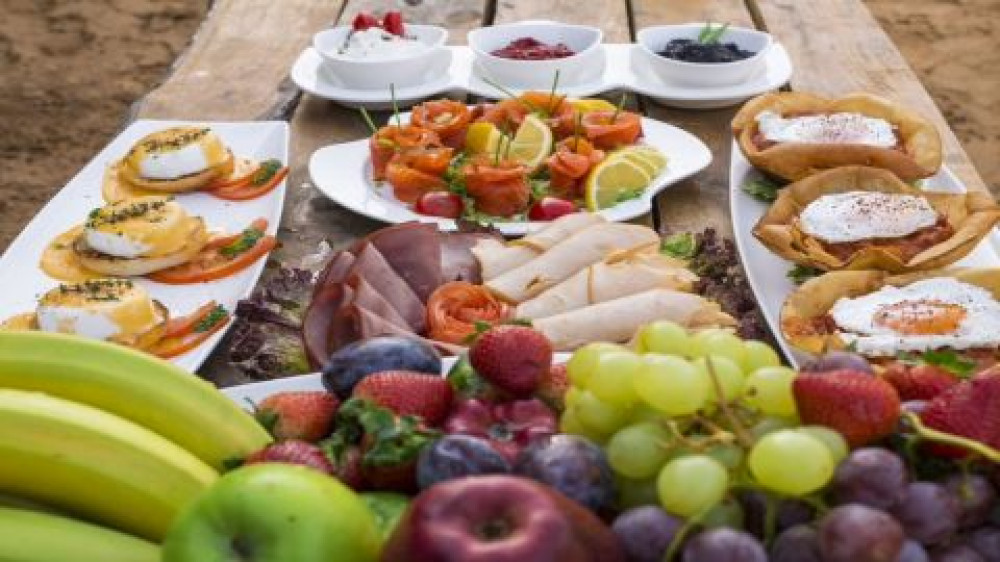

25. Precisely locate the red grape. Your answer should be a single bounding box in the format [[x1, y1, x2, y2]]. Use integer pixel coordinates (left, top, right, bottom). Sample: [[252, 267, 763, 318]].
[[833, 448, 908, 510], [892, 482, 960, 546], [818, 504, 904, 562]]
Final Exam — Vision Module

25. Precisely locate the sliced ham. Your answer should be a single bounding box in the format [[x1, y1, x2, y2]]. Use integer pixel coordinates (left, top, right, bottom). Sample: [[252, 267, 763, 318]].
[[332, 305, 462, 356], [343, 274, 411, 332], [348, 243, 426, 333], [303, 283, 350, 369], [440, 232, 498, 284], [313, 251, 355, 296], [354, 222, 443, 302]]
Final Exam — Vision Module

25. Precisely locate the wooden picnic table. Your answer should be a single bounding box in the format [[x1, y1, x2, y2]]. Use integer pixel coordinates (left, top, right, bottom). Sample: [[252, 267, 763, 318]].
[[131, 0, 991, 386]]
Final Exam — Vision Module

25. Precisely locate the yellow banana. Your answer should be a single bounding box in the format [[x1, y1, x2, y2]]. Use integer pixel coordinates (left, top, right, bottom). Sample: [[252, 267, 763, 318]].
[[0, 331, 272, 470], [0, 389, 217, 541], [0, 506, 159, 562]]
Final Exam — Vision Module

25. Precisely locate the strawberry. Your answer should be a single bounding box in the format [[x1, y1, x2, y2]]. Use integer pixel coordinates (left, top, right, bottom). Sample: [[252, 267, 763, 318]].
[[352, 12, 380, 31], [470, 326, 553, 397], [244, 440, 334, 474], [882, 362, 959, 401], [382, 11, 405, 36], [921, 369, 1000, 457], [352, 370, 453, 426], [255, 391, 339, 442], [328, 444, 365, 490], [793, 369, 901, 448], [536, 363, 569, 412]]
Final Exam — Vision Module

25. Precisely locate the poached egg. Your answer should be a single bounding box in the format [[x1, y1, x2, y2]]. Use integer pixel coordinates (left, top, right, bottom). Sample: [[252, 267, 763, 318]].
[[756, 111, 898, 148], [36, 279, 165, 344], [124, 127, 228, 181], [83, 196, 194, 259], [830, 277, 1000, 356], [799, 191, 939, 244]]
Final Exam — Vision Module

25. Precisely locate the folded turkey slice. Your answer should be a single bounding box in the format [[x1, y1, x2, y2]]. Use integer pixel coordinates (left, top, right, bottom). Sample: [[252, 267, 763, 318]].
[[487, 222, 661, 303], [473, 213, 606, 281], [516, 248, 698, 319], [533, 288, 736, 351]]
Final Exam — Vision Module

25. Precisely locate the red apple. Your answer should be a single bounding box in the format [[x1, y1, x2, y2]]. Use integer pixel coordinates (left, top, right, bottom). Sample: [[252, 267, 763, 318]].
[[381, 475, 625, 562]]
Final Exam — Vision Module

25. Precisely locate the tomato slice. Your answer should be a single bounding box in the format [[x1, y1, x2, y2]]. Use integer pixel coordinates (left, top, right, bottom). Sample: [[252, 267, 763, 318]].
[[209, 160, 288, 201], [152, 304, 231, 359], [204, 158, 260, 191], [147, 219, 277, 284], [162, 301, 219, 338]]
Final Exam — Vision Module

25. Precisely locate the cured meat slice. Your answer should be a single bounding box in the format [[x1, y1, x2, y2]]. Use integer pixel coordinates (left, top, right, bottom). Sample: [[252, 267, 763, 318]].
[[440, 232, 497, 284], [303, 283, 351, 369], [342, 273, 411, 332], [355, 222, 444, 302], [332, 305, 462, 356], [348, 243, 426, 332], [313, 251, 355, 295]]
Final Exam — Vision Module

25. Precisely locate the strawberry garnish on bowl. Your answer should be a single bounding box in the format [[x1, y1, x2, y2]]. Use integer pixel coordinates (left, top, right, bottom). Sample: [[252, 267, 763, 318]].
[[793, 369, 901, 448], [255, 391, 340, 443], [470, 325, 553, 397], [245, 440, 335, 474], [883, 362, 960, 401], [352, 12, 380, 31], [921, 369, 1000, 458], [352, 370, 454, 427]]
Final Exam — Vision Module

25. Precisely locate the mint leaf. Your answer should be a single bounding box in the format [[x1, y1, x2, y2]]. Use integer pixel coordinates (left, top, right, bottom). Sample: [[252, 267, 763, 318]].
[[920, 350, 976, 377], [661, 232, 697, 260], [787, 264, 822, 285], [742, 178, 780, 203]]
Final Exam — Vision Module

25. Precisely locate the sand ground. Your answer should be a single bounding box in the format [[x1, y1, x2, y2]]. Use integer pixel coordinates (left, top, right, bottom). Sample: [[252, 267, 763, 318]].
[[0, 0, 996, 251]]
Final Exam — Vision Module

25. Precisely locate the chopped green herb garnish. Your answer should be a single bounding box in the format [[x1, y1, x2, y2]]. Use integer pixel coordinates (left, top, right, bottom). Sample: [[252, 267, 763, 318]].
[[220, 227, 265, 258], [698, 22, 730, 45], [660, 232, 698, 260], [742, 178, 780, 203], [194, 305, 228, 333], [250, 159, 282, 187], [898, 350, 976, 378], [787, 264, 822, 285]]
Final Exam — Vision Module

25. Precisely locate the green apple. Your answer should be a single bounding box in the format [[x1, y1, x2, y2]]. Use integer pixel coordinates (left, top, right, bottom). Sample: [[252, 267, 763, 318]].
[[361, 492, 410, 542], [162, 464, 381, 562]]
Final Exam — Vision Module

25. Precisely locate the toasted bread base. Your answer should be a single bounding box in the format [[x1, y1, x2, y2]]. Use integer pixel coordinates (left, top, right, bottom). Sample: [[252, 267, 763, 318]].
[[75, 218, 209, 277]]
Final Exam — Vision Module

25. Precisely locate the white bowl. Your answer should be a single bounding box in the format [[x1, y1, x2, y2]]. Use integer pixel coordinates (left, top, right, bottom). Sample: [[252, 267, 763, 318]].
[[468, 22, 603, 90], [312, 24, 449, 91], [636, 23, 772, 88]]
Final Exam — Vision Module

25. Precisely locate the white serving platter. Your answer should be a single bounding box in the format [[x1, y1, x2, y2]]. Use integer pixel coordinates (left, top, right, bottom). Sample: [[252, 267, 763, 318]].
[[308, 112, 711, 236], [729, 142, 1000, 367], [290, 43, 792, 110], [0, 120, 289, 372]]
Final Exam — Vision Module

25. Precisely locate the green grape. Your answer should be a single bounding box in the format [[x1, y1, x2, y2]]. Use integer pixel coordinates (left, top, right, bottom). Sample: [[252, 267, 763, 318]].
[[616, 475, 660, 510], [749, 429, 834, 496], [606, 422, 672, 479], [589, 350, 642, 407], [797, 425, 848, 464], [629, 404, 665, 424], [704, 442, 745, 471], [744, 366, 798, 417], [560, 408, 586, 435], [636, 320, 691, 356], [741, 340, 781, 373], [657, 455, 729, 517], [701, 498, 745, 529], [692, 355, 745, 405], [575, 390, 629, 436], [564, 386, 583, 409], [634, 354, 710, 416], [691, 329, 746, 366], [566, 342, 623, 389], [749, 416, 797, 441]]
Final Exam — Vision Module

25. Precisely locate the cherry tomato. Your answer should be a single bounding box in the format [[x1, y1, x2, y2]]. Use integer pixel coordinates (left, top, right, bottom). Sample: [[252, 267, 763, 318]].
[[528, 197, 577, 221], [415, 192, 464, 219], [352, 12, 379, 31], [382, 11, 405, 36]]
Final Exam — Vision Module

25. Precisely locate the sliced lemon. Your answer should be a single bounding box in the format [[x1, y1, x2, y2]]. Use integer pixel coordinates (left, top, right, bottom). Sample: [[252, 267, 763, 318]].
[[585, 157, 652, 211], [570, 98, 617, 114], [610, 146, 669, 177], [465, 122, 509, 155], [507, 114, 554, 172]]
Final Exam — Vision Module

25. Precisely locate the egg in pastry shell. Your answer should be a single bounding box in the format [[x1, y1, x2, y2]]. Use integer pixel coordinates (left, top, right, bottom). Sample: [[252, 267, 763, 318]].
[[754, 166, 1000, 273], [116, 127, 235, 193], [732, 92, 942, 182]]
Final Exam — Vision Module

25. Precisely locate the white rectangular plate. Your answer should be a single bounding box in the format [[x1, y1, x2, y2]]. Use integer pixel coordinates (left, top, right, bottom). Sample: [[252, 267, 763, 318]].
[[0, 120, 290, 373], [730, 141, 1000, 366], [309, 113, 711, 236]]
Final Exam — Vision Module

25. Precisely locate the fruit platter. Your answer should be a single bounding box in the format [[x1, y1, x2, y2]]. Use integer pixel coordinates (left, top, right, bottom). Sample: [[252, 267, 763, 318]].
[[3, 10, 1000, 562]]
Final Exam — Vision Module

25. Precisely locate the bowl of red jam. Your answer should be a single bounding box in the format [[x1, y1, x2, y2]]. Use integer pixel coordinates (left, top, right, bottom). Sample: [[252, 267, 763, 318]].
[[636, 23, 772, 87], [468, 22, 603, 89]]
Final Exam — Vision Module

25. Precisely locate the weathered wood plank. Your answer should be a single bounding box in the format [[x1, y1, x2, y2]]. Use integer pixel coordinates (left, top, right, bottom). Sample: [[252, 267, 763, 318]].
[[199, 0, 488, 385], [495, 0, 631, 42], [134, 0, 346, 121], [751, 0, 989, 194], [631, 0, 757, 236]]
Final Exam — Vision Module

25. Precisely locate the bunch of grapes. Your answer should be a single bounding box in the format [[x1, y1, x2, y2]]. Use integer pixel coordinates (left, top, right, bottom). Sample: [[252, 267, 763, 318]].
[[560, 321, 1000, 561]]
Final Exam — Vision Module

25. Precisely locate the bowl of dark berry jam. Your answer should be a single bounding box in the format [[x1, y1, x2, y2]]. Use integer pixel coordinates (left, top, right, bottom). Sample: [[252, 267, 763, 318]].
[[468, 22, 603, 89], [636, 23, 772, 87]]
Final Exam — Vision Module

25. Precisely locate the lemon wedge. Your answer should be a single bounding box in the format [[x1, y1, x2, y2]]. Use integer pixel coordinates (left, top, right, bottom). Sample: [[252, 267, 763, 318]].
[[507, 114, 554, 172], [465, 122, 509, 155], [570, 98, 618, 114], [610, 146, 668, 177], [585, 156, 652, 211]]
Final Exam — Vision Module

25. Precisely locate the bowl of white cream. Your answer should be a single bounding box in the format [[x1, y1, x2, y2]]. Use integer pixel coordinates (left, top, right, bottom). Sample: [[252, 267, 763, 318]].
[[313, 24, 449, 90]]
